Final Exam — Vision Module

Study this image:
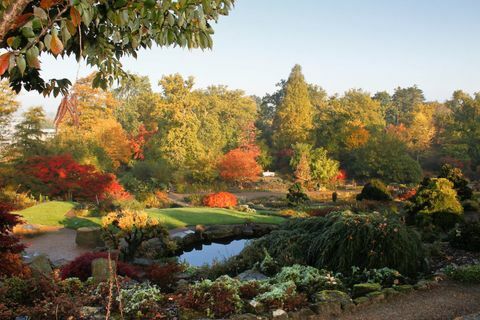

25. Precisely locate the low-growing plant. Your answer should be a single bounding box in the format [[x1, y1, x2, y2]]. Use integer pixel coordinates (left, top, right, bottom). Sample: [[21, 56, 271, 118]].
[[445, 264, 480, 283], [145, 262, 185, 292], [119, 282, 165, 318], [253, 280, 308, 311], [179, 275, 243, 318], [345, 266, 405, 288], [356, 179, 392, 201], [272, 264, 343, 295]]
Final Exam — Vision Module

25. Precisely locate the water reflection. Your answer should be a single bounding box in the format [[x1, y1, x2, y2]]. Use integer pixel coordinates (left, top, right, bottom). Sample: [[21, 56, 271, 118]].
[[179, 239, 249, 266]]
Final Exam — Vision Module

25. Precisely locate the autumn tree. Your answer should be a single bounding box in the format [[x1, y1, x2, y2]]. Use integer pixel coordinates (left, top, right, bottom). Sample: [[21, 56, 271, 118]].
[[391, 86, 425, 125], [218, 145, 262, 187], [0, 0, 235, 95], [272, 65, 314, 149]]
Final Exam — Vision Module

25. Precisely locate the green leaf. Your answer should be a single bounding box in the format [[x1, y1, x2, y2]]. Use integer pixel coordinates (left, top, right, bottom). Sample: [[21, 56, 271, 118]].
[[16, 55, 26, 75]]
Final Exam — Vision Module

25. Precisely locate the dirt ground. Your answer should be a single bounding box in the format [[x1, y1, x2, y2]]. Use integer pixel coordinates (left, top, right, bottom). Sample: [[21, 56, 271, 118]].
[[337, 281, 480, 320]]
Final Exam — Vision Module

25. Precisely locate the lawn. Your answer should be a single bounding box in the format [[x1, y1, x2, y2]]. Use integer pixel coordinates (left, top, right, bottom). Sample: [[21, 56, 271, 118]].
[[15, 201, 101, 229], [147, 207, 285, 229], [16, 202, 285, 230]]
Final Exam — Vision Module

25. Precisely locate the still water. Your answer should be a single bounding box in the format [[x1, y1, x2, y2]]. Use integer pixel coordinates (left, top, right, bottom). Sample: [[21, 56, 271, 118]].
[[179, 239, 250, 266]]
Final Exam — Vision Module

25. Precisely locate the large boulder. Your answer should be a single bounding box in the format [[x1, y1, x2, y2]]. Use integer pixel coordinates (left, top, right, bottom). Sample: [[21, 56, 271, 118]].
[[27, 254, 53, 278], [91, 258, 116, 283], [76, 227, 104, 248], [315, 290, 353, 311], [352, 283, 381, 298], [237, 269, 268, 281]]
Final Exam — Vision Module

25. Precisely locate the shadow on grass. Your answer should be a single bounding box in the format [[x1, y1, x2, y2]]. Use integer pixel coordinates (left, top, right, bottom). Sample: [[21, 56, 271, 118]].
[[60, 217, 101, 230]]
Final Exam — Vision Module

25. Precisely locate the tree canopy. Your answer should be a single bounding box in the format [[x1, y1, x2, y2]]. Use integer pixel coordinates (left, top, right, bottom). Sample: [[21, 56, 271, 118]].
[[0, 0, 235, 95]]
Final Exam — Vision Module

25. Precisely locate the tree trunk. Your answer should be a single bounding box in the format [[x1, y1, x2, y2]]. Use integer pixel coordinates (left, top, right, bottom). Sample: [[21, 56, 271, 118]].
[[0, 0, 31, 44]]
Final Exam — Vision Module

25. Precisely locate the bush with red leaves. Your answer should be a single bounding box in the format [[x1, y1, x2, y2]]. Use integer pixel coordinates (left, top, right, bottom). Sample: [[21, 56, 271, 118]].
[[18, 154, 130, 202], [397, 188, 417, 201], [0, 203, 29, 277], [203, 192, 238, 208], [60, 252, 138, 281], [145, 262, 184, 292]]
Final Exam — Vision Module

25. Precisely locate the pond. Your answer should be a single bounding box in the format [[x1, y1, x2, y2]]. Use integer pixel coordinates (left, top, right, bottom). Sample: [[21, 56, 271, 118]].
[[178, 239, 250, 266]]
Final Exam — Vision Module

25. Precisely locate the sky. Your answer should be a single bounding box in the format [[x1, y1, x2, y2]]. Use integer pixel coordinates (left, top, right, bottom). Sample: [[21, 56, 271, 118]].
[[16, 0, 480, 114]]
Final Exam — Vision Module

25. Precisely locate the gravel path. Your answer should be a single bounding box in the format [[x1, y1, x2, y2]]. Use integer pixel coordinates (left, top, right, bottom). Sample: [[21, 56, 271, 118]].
[[338, 281, 480, 320]]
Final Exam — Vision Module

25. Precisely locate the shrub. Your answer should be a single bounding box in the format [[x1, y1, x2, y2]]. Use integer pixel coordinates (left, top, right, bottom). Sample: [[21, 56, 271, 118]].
[[145, 262, 184, 292], [445, 264, 480, 283], [411, 178, 463, 230], [462, 199, 479, 212], [286, 183, 309, 207], [0, 188, 36, 210], [439, 164, 473, 201], [356, 179, 392, 201], [449, 222, 480, 252], [307, 211, 425, 276], [59, 252, 139, 281], [346, 267, 404, 288], [101, 210, 175, 261], [279, 209, 308, 217], [306, 206, 337, 217], [184, 193, 203, 206], [203, 192, 238, 208]]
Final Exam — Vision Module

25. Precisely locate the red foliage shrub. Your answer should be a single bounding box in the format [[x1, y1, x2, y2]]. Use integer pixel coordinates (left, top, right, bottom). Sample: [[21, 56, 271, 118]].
[[334, 169, 347, 182], [203, 192, 238, 208], [18, 154, 130, 202], [218, 145, 262, 185], [145, 262, 184, 292], [60, 252, 138, 281], [239, 281, 265, 300], [0, 203, 29, 277]]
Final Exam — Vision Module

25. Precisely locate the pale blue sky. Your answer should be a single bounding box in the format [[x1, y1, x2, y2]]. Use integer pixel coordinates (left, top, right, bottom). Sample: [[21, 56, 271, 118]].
[[17, 0, 480, 113]]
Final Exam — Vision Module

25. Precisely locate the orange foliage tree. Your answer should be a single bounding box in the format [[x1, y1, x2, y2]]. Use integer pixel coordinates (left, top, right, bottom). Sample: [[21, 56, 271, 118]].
[[218, 123, 262, 186]]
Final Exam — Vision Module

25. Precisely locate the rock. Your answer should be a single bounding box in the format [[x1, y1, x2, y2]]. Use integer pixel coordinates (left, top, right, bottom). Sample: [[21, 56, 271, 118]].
[[353, 296, 370, 307], [413, 280, 431, 291], [365, 291, 385, 303], [242, 225, 255, 236], [79, 306, 105, 319], [231, 314, 266, 320], [76, 227, 104, 248], [393, 284, 414, 293], [315, 290, 353, 311], [15, 316, 29, 320], [27, 254, 53, 278], [352, 282, 382, 297], [133, 257, 154, 266], [381, 287, 400, 299], [51, 258, 69, 268], [311, 301, 342, 317], [171, 229, 196, 239], [91, 258, 116, 283], [272, 309, 288, 319], [288, 307, 316, 319], [181, 232, 201, 247], [203, 225, 236, 240], [138, 237, 168, 259], [237, 269, 268, 281]]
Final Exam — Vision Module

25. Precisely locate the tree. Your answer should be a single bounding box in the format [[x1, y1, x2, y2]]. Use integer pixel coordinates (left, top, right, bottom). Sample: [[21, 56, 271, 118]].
[[272, 65, 314, 149], [0, 80, 19, 146], [218, 145, 262, 186], [391, 86, 425, 125], [18, 154, 126, 201], [441, 91, 480, 171], [12, 106, 47, 158], [372, 90, 392, 123], [293, 152, 311, 186], [0, 0, 235, 95], [343, 132, 422, 184], [290, 143, 339, 186]]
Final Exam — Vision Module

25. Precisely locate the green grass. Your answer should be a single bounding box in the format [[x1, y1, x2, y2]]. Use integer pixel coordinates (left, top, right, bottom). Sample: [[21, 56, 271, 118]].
[[147, 207, 285, 229], [16, 201, 101, 229], [17, 202, 285, 230]]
